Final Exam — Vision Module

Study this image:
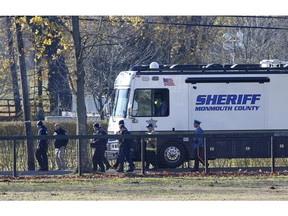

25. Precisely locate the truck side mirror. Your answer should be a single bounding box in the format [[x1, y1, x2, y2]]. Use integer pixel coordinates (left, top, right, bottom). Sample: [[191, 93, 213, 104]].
[[104, 102, 113, 117], [127, 104, 132, 117]]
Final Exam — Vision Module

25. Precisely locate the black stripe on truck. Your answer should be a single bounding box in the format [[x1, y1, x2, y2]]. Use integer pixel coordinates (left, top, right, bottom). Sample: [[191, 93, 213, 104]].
[[185, 77, 270, 84]]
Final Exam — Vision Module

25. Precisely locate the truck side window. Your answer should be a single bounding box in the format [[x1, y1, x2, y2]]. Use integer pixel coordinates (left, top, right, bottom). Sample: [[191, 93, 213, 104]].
[[132, 89, 169, 117], [132, 89, 151, 116], [154, 92, 169, 116]]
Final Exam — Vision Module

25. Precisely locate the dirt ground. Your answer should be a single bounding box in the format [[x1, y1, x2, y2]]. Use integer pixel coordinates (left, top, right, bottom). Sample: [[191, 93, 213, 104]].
[[1, 171, 288, 201]]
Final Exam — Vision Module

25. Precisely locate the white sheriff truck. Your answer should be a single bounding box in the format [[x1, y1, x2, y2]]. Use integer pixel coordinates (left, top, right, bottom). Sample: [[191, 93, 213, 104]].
[[107, 59, 288, 168]]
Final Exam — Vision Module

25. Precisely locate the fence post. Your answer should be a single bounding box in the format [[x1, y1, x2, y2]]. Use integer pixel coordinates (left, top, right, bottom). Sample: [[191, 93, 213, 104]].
[[78, 138, 82, 176], [204, 137, 209, 173], [271, 135, 275, 173], [141, 137, 146, 175], [13, 139, 17, 177], [7, 99, 11, 117]]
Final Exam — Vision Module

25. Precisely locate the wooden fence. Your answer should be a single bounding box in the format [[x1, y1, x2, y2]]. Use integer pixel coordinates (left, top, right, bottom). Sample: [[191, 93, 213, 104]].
[[0, 98, 50, 119]]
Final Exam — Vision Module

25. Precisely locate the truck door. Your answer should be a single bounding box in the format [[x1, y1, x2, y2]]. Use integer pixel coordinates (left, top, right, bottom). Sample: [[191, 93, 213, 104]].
[[129, 88, 170, 131]]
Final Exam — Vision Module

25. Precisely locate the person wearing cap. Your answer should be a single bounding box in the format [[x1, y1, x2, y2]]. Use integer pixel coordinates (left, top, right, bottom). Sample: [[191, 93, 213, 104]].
[[118, 120, 125, 126], [90, 123, 109, 172], [145, 123, 158, 170], [35, 120, 49, 171], [191, 120, 206, 172], [117, 124, 134, 172], [53, 123, 68, 170], [111, 120, 126, 170], [93, 123, 111, 170]]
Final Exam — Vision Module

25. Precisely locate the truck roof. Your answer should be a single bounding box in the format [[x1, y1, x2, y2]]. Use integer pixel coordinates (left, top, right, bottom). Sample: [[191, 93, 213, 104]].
[[130, 63, 288, 75]]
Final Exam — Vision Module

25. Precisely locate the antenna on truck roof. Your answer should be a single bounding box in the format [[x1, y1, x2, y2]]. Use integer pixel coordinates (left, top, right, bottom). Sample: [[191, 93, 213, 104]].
[[149, 62, 159, 69], [130, 59, 288, 72]]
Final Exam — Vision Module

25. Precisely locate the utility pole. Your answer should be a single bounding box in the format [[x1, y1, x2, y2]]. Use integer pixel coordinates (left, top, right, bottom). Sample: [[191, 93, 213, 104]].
[[223, 30, 244, 64]]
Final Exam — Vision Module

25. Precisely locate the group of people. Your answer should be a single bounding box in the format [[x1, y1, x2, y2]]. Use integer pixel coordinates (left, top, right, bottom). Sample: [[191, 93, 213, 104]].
[[35, 118, 206, 173], [36, 121, 68, 171], [90, 120, 159, 173]]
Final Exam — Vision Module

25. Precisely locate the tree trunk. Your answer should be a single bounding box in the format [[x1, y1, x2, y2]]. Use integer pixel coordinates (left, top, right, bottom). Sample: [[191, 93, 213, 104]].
[[6, 16, 22, 117], [71, 16, 90, 173], [15, 17, 35, 171]]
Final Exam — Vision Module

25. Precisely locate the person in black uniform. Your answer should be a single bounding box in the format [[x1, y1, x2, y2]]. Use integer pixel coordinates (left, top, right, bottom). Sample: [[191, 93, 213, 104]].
[[117, 124, 134, 172], [111, 120, 125, 170], [91, 123, 111, 170], [53, 123, 68, 170], [35, 120, 49, 171], [91, 123, 108, 172], [112, 120, 136, 171]]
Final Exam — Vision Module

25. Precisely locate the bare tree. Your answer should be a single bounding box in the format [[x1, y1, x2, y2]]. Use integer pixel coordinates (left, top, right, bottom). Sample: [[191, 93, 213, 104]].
[[205, 16, 288, 64], [15, 17, 35, 171], [83, 17, 159, 118], [26, 16, 73, 115], [5, 16, 22, 117], [71, 16, 90, 173]]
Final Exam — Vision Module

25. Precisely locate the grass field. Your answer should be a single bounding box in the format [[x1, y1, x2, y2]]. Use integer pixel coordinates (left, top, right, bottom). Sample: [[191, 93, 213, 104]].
[[1, 172, 288, 201]]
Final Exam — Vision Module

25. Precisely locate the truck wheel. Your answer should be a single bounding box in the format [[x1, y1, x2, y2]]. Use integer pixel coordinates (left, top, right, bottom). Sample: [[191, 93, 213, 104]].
[[158, 141, 186, 168]]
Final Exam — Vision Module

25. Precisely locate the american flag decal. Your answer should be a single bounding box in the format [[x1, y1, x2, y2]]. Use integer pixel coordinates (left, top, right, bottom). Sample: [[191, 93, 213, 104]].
[[163, 78, 175, 86]]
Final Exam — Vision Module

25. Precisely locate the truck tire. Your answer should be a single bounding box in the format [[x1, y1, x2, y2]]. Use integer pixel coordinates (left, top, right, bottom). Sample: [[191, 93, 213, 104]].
[[158, 141, 186, 168]]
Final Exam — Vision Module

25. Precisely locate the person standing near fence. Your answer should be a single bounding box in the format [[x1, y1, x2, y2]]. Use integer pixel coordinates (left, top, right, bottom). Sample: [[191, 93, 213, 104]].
[[111, 119, 125, 170], [191, 120, 206, 172], [90, 123, 109, 172], [95, 123, 111, 170], [145, 123, 158, 170], [53, 123, 68, 170], [117, 124, 134, 172], [36, 120, 49, 171]]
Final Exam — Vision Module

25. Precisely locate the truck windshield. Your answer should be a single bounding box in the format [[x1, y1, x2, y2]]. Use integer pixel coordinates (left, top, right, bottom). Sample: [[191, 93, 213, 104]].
[[112, 89, 130, 117]]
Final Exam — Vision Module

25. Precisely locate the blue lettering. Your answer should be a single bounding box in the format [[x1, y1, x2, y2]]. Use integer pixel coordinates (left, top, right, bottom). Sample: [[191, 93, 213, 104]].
[[217, 95, 226, 105], [206, 95, 217, 105], [195, 106, 233, 111], [251, 94, 261, 104], [234, 106, 260, 111], [226, 95, 237, 104], [195, 94, 261, 105], [237, 95, 243, 104], [196, 95, 206, 105], [242, 95, 252, 104]]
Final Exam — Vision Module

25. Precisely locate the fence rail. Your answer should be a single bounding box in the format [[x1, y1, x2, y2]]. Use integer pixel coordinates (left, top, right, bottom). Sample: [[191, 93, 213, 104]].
[[1, 132, 288, 177]]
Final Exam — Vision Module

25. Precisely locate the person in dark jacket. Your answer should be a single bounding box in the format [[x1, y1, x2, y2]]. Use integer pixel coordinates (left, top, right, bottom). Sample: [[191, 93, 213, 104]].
[[35, 120, 49, 171], [117, 124, 134, 172], [112, 120, 136, 171], [191, 120, 206, 172], [111, 120, 126, 170], [53, 123, 68, 170], [91, 123, 109, 172], [92, 123, 111, 171]]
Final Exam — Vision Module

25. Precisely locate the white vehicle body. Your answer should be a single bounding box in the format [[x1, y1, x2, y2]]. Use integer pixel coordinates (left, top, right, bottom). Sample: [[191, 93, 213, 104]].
[[107, 60, 288, 167]]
